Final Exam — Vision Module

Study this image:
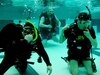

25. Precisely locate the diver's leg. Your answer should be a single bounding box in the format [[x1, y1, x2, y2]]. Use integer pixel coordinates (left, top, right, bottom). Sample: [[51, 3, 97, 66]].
[[69, 60, 79, 75], [83, 60, 93, 75], [15, 59, 27, 73]]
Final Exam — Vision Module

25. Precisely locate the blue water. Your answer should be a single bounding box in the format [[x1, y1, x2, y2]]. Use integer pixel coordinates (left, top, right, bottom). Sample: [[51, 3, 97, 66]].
[[0, 0, 100, 74], [0, 24, 100, 75]]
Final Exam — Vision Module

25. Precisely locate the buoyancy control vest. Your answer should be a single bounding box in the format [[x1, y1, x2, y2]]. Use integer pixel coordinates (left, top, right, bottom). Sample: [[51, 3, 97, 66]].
[[64, 24, 95, 51], [39, 12, 57, 33]]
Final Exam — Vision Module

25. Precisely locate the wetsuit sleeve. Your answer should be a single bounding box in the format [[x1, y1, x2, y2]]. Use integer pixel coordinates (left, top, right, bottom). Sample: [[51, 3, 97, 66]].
[[64, 28, 70, 38], [35, 39, 51, 66], [90, 27, 96, 39]]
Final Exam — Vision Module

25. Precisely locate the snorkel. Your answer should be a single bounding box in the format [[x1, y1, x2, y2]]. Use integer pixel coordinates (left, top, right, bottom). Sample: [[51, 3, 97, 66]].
[[86, 6, 92, 20]]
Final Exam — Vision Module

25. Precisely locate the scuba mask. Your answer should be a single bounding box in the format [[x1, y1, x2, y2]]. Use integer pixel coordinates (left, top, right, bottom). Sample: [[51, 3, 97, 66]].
[[23, 27, 34, 35], [24, 21, 38, 42]]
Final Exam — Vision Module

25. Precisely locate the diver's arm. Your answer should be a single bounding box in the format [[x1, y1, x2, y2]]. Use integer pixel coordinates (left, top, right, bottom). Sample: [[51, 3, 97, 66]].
[[83, 30, 97, 48], [36, 41, 52, 75], [35, 41, 52, 66], [39, 17, 52, 28], [87, 37, 97, 48], [59, 29, 66, 43], [55, 15, 61, 27], [91, 38, 97, 48], [59, 25, 69, 43]]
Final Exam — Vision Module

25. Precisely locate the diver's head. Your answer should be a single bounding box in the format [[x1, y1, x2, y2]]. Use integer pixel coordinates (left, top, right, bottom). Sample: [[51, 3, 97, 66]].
[[23, 22, 34, 35], [77, 12, 92, 30], [78, 12, 91, 21], [46, 7, 54, 16], [16, 24, 23, 32]]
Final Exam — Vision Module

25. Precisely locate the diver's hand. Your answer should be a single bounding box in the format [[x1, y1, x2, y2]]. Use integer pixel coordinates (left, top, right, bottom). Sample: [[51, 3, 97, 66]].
[[62, 24, 69, 31], [83, 29, 91, 39], [47, 25, 52, 28], [47, 65, 52, 75], [84, 29, 97, 48], [24, 34, 33, 43]]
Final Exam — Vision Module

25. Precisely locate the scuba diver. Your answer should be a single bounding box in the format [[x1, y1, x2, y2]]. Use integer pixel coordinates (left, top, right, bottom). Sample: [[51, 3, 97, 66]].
[[23, 21, 52, 75], [0, 23, 32, 75], [59, 9, 97, 75], [0, 22, 52, 75], [38, 8, 61, 46]]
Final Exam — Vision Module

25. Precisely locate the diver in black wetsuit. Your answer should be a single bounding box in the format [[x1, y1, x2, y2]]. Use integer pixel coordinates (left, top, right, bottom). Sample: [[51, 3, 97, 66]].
[[60, 12, 97, 75], [0, 22, 52, 75], [0, 23, 32, 75], [23, 21, 52, 75]]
